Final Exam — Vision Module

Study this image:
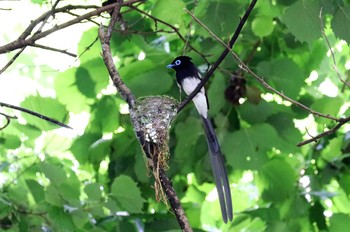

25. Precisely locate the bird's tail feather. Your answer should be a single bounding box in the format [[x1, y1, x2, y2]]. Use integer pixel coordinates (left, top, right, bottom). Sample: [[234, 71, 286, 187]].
[[201, 117, 233, 223]]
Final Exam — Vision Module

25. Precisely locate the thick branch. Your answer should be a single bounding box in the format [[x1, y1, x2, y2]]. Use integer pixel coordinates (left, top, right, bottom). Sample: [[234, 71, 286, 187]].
[[98, 2, 192, 230], [0, 1, 141, 54], [98, 26, 135, 109], [177, 0, 257, 112], [159, 168, 192, 232]]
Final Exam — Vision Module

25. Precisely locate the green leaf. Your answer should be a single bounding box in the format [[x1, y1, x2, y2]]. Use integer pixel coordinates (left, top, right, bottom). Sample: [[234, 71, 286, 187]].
[[78, 28, 100, 63], [252, 15, 274, 38], [282, 1, 321, 43], [120, 60, 173, 96], [311, 96, 343, 124], [339, 173, 350, 196], [222, 124, 281, 170], [47, 206, 75, 231], [110, 175, 145, 213], [80, 58, 109, 94], [85, 183, 103, 201], [42, 133, 71, 154], [55, 69, 91, 113], [75, 67, 96, 99], [174, 116, 202, 171], [238, 101, 278, 124], [45, 184, 63, 207], [331, 5, 350, 44], [207, 72, 226, 116], [40, 162, 67, 186], [20, 96, 69, 131], [8, 184, 29, 206], [320, 137, 342, 162], [128, 70, 173, 96], [329, 213, 350, 232], [25, 179, 45, 203], [31, 0, 45, 4], [196, 1, 241, 38], [71, 133, 102, 164], [88, 96, 119, 133], [60, 180, 81, 205], [260, 158, 297, 202], [88, 138, 112, 166], [256, 58, 304, 99], [267, 112, 302, 153], [3, 134, 21, 149], [0, 198, 11, 219], [151, 0, 186, 27]]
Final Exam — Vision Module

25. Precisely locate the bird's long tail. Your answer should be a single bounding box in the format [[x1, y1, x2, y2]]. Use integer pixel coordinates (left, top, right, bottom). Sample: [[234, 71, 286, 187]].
[[201, 116, 233, 223]]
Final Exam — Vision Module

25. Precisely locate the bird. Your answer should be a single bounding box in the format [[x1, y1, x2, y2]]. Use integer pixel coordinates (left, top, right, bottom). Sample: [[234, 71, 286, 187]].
[[167, 56, 233, 223]]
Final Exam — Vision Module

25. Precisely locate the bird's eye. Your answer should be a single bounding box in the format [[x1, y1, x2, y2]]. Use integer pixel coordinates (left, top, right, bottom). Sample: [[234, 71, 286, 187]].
[[175, 60, 181, 65]]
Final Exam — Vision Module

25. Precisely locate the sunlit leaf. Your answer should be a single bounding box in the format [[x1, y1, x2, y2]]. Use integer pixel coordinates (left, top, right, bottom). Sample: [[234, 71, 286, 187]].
[[20, 96, 69, 131], [88, 96, 119, 133], [110, 175, 145, 213], [85, 183, 103, 201], [282, 1, 321, 43], [331, 5, 350, 44], [260, 158, 297, 202], [25, 179, 45, 203], [256, 58, 304, 99], [222, 124, 285, 170], [329, 213, 350, 232], [252, 15, 274, 38], [207, 72, 226, 116]]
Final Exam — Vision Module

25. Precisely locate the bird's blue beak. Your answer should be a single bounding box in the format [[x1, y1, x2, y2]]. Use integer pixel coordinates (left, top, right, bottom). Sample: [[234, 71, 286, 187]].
[[166, 64, 174, 68]]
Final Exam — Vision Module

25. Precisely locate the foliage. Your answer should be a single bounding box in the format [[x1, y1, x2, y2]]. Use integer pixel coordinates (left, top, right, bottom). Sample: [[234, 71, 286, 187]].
[[1, 0, 350, 231]]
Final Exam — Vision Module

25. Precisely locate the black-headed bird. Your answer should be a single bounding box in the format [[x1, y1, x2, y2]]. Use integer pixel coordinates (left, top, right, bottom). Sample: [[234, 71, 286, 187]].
[[167, 56, 233, 223]]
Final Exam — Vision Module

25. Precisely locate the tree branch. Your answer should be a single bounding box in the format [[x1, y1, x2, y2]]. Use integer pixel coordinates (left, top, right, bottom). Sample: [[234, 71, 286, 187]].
[[0, 47, 25, 75], [30, 43, 77, 57], [0, 112, 17, 130], [0, 101, 71, 129], [186, 4, 350, 146], [297, 116, 350, 146], [0, 1, 141, 54], [177, 0, 257, 113], [98, 2, 192, 231], [319, 8, 350, 90], [128, 5, 209, 64]]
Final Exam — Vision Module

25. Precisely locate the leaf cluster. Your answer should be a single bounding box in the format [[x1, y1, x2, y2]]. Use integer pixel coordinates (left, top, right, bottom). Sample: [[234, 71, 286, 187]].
[[1, 0, 350, 231]]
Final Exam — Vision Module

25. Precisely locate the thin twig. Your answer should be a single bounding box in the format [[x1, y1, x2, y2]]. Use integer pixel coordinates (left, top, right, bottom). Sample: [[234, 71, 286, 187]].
[[185, 7, 340, 122], [319, 8, 350, 90], [0, 112, 17, 130], [297, 116, 350, 146], [99, 2, 192, 230], [0, 47, 25, 75], [0, 101, 71, 129], [31, 43, 77, 57], [128, 5, 208, 64], [188, 5, 350, 145], [0, 1, 141, 54], [178, 0, 257, 113], [36, 0, 61, 33]]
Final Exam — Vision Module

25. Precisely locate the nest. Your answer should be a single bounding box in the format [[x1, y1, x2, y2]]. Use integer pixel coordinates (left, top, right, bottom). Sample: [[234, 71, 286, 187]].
[[134, 96, 178, 202]]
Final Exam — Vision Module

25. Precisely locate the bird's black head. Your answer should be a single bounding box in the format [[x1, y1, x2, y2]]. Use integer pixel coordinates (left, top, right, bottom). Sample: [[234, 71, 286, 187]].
[[166, 56, 195, 71]]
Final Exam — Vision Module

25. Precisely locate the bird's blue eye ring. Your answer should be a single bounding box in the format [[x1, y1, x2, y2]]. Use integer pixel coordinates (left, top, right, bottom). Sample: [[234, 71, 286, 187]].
[[175, 60, 181, 65]]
